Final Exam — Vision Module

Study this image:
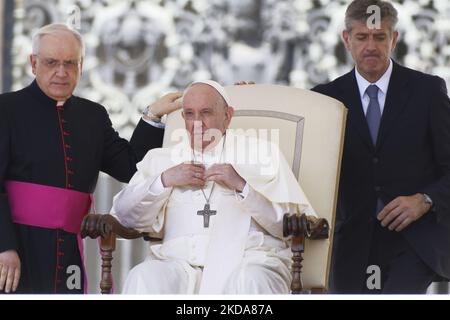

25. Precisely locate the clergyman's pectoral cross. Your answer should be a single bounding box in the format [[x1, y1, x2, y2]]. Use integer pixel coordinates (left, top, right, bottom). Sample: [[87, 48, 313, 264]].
[[197, 203, 217, 228]]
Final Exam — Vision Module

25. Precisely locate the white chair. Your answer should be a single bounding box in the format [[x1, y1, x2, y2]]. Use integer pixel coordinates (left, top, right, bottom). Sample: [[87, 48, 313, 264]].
[[82, 84, 347, 293]]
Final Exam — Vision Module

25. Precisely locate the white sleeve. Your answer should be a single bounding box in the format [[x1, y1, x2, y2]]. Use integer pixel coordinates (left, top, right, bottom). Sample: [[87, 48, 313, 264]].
[[234, 183, 250, 200], [235, 185, 295, 239], [111, 170, 171, 234], [148, 175, 166, 195]]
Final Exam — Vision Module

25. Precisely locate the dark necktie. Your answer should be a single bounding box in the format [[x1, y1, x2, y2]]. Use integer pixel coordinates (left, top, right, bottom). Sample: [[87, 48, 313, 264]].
[[366, 84, 381, 145], [365, 85, 384, 215]]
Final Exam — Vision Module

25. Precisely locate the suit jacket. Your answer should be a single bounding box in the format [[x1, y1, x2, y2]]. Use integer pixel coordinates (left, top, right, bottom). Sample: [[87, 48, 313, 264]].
[[313, 62, 450, 292]]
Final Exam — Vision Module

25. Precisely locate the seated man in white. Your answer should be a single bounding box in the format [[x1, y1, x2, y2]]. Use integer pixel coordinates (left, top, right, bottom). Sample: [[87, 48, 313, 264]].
[[111, 80, 316, 294]]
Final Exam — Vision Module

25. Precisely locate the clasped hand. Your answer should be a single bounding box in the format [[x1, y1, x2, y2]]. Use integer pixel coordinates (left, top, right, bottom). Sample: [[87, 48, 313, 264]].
[[161, 162, 245, 192]]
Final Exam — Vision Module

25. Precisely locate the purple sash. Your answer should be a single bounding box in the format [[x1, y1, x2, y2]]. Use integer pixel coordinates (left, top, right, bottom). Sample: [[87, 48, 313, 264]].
[[5, 180, 92, 293], [5, 180, 91, 234]]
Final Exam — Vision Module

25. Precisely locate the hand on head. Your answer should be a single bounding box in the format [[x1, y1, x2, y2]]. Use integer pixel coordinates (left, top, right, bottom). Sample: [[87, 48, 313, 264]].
[[234, 80, 255, 85], [147, 92, 183, 118]]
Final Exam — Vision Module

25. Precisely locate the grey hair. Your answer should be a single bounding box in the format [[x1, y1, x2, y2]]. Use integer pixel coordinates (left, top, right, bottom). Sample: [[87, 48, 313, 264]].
[[345, 0, 398, 33], [31, 23, 85, 58]]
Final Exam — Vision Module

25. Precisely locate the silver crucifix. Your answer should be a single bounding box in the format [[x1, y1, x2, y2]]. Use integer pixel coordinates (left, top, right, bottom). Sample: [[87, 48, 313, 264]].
[[197, 203, 217, 228]]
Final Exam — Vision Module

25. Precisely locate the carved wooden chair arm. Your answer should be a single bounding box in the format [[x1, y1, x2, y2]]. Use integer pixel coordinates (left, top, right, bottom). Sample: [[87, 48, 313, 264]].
[[305, 215, 330, 240], [80, 214, 151, 240], [80, 214, 158, 294], [283, 213, 330, 294]]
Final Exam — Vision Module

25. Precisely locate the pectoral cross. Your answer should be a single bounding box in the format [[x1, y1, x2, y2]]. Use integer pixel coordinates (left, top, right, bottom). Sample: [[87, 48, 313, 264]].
[[197, 203, 217, 228]]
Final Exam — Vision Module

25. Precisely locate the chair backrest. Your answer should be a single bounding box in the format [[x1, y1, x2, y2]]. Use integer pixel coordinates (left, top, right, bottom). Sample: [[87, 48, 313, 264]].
[[163, 84, 347, 290]]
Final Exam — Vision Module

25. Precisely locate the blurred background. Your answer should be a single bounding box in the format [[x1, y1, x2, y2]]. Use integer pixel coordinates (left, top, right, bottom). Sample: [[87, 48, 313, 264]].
[[1, 0, 449, 294]]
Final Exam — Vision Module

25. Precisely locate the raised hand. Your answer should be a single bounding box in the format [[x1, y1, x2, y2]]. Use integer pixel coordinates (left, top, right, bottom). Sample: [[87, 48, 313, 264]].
[[234, 81, 255, 85], [147, 92, 183, 118]]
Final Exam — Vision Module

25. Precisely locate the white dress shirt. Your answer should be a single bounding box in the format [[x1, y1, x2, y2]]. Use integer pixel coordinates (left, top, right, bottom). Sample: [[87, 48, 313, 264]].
[[355, 59, 393, 116]]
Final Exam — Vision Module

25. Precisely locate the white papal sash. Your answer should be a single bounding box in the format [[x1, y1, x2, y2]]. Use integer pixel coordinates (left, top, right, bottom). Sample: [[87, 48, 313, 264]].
[[199, 195, 251, 294]]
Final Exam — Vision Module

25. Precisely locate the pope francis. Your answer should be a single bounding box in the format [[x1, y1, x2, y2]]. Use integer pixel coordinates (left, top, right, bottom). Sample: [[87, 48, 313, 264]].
[[111, 80, 316, 294]]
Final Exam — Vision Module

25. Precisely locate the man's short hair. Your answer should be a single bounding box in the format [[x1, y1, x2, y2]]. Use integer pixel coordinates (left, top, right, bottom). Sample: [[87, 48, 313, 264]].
[[345, 0, 398, 32], [32, 23, 85, 58]]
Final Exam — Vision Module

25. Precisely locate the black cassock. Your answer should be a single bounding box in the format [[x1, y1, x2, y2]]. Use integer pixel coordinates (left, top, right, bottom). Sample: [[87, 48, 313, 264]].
[[0, 80, 164, 293]]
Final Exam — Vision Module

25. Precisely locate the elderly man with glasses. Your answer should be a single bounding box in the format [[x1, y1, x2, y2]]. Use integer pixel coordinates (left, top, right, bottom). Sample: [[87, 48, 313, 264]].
[[0, 23, 180, 294]]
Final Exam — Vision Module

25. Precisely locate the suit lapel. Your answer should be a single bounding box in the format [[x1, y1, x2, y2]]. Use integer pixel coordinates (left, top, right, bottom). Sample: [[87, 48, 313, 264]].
[[376, 62, 410, 150], [338, 69, 374, 150]]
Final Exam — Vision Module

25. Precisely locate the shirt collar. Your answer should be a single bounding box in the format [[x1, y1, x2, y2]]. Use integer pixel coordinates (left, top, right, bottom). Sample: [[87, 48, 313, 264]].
[[355, 59, 393, 99], [28, 79, 72, 107]]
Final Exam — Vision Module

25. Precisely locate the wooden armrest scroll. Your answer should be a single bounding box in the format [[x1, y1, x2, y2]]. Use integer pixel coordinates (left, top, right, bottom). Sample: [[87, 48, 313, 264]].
[[80, 214, 152, 240], [283, 213, 330, 294], [80, 214, 157, 294]]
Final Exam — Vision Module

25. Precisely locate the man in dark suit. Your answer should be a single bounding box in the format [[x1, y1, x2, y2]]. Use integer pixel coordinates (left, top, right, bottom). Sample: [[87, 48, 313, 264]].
[[313, 0, 450, 293]]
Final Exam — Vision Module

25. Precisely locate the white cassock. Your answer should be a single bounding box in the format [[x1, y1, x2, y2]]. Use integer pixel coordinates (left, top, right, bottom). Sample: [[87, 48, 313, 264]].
[[111, 130, 316, 294]]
